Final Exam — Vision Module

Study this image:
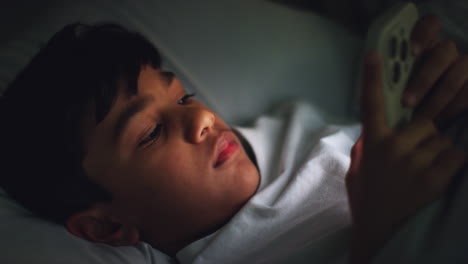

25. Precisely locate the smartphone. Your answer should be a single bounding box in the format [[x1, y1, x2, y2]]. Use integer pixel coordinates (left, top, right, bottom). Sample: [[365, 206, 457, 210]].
[[358, 2, 419, 129]]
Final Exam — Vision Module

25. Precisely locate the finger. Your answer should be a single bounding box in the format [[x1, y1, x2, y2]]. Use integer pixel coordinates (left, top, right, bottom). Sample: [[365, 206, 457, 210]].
[[411, 14, 442, 57], [349, 133, 364, 172], [421, 148, 466, 197], [361, 51, 390, 144], [403, 40, 459, 107], [347, 133, 367, 196], [415, 55, 468, 119], [436, 80, 468, 126], [395, 117, 438, 151], [351, 133, 364, 160]]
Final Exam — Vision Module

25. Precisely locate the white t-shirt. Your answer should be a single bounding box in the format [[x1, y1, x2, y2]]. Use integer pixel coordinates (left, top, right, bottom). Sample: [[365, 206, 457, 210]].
[[177, 101, 361, 264]]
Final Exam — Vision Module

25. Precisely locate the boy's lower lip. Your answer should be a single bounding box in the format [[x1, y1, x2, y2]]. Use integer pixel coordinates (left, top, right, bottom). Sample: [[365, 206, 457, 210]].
[[214, 140, 239, 168]]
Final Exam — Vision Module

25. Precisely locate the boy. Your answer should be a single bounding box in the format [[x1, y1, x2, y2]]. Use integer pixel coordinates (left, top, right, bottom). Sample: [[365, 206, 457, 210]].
[[0, 16, 466, 263]]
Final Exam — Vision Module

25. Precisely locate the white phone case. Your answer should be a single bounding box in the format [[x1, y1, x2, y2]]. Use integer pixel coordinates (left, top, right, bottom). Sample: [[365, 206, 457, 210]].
[[358, 2, 419, 129]]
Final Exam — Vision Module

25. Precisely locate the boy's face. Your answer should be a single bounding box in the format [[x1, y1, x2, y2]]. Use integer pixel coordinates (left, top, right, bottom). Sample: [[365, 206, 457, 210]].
[[81, 66, 260, 251]]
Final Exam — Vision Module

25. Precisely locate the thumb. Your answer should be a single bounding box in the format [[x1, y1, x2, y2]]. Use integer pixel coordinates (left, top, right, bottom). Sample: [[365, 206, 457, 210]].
[[361, 51, 390, 144], [349, 133, 364, 176]]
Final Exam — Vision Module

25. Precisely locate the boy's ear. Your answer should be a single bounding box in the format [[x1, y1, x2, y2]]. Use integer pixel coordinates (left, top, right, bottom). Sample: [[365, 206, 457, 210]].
[[66, 203, 139, 246]]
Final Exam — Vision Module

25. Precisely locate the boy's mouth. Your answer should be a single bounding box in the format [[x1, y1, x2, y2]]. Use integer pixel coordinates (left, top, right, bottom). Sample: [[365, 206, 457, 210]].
[[214, 132, 240, 168]]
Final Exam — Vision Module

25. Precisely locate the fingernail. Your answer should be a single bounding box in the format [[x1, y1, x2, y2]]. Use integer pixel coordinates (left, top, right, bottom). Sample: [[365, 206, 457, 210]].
[[412, 43, 421, 56]]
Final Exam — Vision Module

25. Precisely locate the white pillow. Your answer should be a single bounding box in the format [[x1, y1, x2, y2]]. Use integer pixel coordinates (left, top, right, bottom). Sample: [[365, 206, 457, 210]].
[[0, 188, 172, 264]]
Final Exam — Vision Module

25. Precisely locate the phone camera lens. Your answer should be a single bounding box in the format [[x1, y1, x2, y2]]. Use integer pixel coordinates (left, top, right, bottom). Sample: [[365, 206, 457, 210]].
[[393, 62, 401, 84], [401, 40, 408, 61]]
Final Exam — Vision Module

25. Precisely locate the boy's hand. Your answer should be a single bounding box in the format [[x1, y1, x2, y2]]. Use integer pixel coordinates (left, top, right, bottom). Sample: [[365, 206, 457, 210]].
[[347, 51, 467, 264], [404, 15, 468, 128]]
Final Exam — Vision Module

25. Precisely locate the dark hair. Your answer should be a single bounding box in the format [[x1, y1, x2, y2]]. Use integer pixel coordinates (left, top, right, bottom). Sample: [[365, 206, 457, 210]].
[[0, 23, 162, 225]]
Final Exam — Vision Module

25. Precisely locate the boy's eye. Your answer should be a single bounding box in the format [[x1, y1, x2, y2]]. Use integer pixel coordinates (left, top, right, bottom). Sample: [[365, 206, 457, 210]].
[[138, 93, 195, 147], [178, 93, 196, 105], [139, 124, 162, 147]]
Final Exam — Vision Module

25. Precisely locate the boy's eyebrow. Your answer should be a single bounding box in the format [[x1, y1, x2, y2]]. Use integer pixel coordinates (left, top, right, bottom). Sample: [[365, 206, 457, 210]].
[[112, 96, 153, 144]]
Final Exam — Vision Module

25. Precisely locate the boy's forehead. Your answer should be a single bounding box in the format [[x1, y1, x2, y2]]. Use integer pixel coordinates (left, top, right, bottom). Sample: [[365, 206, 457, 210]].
[[105, 67, 158, 116], [117, 66, 166, 98]]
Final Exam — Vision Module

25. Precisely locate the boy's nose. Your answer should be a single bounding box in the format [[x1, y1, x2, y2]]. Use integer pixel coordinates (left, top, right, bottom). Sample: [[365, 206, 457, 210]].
[[187, 108, 215, 144]]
